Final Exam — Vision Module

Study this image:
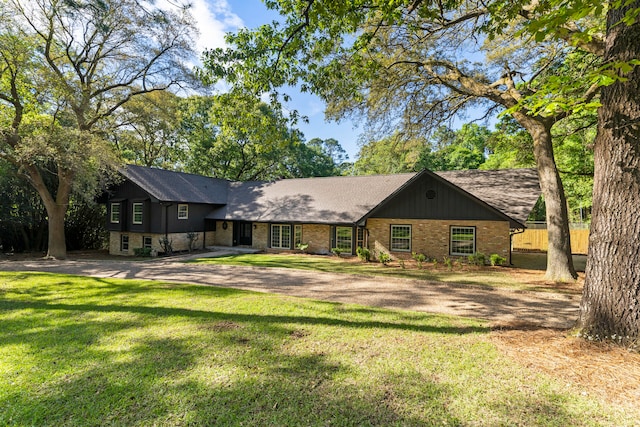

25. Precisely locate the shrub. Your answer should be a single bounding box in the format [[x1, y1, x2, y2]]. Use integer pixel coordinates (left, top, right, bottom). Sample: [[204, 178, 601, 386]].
[[158, 237, 173, 256], [490, 253, 507, 266], [331, 247, 343, 257], [356, 246, 370, 262], [443, 256, 453, 271], [432, 258, 439, 269], [467, 252, 486, 266], [133, 247, 152, 257], [186, 231, 199, 253], [296, 243, 309, 252], [378, 251, 391, 265], [411, 252, 426, 269], [399, 259, 405, 269]]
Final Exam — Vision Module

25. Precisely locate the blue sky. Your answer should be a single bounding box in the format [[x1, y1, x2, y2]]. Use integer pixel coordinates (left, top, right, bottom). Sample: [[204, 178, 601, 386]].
[[187, 0, 496, 161], [186, 0, 362, 159]]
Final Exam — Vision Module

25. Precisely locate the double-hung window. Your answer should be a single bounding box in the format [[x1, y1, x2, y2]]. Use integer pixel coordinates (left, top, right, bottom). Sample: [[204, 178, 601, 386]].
[[110, 203, 120, 223], [143, 236, 153, 250], [450, 226, 476, 255], [132, 203, 143, 225], [178, 204, 188, 219], [294, 225, 303, 247], [335, 226, 353, 253], [390, 225, 411, 252], [271, 224, 291, 249], [120, 234, 129, 252]]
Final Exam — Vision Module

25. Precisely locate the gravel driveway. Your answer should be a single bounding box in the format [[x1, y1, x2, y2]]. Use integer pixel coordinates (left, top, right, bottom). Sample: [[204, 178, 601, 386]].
[[0, 254, 581, 328]]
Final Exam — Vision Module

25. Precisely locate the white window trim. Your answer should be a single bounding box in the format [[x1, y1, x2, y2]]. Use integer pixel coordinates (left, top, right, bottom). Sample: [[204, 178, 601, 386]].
[[178, 204, 189, 220], [390, 224, 412, 252], [120, 234, 129, 252], [110, 203, 120, 224], [450, 226, 476, 256], [132, 203, 143, 225], [271, 224, 291, 249]]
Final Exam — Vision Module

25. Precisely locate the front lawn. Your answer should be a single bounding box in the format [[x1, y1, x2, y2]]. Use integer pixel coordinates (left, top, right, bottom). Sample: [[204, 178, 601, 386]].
[[0, 272, 633, 426], [190, 253, 581, 293]]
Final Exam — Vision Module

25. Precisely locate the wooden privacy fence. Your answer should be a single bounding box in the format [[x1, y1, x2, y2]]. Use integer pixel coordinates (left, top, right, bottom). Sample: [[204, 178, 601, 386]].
[[512, 228, 590, 254]]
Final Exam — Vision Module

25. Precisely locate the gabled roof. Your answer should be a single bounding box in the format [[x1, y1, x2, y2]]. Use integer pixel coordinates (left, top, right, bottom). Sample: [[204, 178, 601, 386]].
[[436, 168, 540, 225], [120, 164, 229, 204], [116, 165, 541, 226], [206, 174, 417, 224]]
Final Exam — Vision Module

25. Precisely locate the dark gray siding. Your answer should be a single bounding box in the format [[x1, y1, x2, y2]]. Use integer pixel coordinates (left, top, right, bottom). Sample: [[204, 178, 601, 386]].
[[370, 173, 508, 222], [161, 203, 217, 234], [106, 180, 220, 233]]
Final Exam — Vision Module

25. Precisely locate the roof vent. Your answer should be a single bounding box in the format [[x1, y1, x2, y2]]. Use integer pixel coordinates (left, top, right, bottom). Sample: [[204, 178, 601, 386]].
[[426, 189, 437, 199]]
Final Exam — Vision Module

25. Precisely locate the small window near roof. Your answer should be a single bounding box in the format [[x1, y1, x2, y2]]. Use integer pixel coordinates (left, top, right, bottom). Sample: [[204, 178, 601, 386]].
[[450, 226, 475, 255], [132, 203, 143, 224], [110, 203, 120, 223], [178, 204, 188, 219], [390, 225, 411, 252]]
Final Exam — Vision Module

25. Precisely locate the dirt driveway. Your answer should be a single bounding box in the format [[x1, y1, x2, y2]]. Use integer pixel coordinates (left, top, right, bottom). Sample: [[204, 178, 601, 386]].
[[0, 255, 581, 328]]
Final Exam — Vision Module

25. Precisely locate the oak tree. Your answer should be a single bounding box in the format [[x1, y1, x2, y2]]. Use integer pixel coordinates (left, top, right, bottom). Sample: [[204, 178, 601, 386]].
[[202, 0, 601, 280], [0, 0, 196, 258]]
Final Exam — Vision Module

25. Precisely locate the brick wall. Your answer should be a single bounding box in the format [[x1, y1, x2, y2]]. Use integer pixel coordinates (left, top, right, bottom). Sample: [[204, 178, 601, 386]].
[[365, 218, 510, 263], [301, 224, 331, 254], [213, 221, 233, 246], [109, 231, 206, 256], [253, 223, 269, 249]]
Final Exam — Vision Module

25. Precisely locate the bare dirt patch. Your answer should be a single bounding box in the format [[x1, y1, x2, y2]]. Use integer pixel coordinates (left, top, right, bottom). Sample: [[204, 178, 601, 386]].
[[491, 328, 640, 410]]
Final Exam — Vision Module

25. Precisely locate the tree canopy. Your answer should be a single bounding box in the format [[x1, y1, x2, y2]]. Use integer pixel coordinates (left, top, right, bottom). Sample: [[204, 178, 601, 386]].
[[201, 0, 605, 280], [0, 0, 197, 258]]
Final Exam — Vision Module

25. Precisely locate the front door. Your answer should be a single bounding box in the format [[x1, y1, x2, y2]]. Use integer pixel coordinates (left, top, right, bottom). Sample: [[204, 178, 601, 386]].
[[233, 221, 253, 246]]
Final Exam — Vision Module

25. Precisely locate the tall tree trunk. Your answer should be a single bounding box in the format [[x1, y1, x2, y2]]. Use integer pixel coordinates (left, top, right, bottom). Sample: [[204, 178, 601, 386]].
[[515, 113, 577, 281], [45, 203, 67, 259], [577, 2, 640, 345], [24, 165, 71, 259]]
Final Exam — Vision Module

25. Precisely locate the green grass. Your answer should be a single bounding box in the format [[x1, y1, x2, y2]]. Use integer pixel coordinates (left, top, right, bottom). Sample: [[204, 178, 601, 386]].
[[0, 272, 635, 426], [190, 254, 548, 292]]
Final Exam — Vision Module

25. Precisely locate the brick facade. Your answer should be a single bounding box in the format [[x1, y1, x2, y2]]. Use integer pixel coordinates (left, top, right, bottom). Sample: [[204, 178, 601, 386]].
[[109, 231, 206, 256], [301, 224, 331, 254], [365, 218, 510, 263]]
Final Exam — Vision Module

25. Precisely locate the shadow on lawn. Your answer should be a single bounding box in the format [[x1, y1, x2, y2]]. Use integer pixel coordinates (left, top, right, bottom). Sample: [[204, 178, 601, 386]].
[[1, 299, 487, 335], [1, 276, 591, 426]]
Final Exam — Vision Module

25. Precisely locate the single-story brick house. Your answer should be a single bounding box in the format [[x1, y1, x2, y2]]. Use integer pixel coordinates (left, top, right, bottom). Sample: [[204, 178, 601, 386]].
[[104, 165, 540, 263]]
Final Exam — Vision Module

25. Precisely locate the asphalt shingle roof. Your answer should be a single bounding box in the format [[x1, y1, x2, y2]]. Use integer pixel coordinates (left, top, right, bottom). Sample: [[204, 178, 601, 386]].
[[120, 165, 541, 227], [207, 174, 417, 223], [436, 168, 541, 225], [121, 165, 229, 204]]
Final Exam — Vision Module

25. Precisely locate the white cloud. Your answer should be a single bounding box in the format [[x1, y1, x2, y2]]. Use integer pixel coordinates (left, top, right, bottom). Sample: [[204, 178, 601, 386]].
[[157, 0, 243, 56], [190, 0, 243, 54]]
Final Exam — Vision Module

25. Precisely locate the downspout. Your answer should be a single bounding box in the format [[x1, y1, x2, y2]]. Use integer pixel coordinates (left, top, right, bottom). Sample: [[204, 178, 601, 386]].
[[509, 227, 526, 266], [161, 202, 173, 241]]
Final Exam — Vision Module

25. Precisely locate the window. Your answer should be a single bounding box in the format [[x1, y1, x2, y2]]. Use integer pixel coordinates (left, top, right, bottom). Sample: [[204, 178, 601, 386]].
[[356, 227, 365, 249], [132, 203, 143, 225], [271, 224, 291, 249], [450, 226, 476, 255], [120, 234, 129, 252], [110, 203, 120, 223], [294, 225, 303, 247], [335, 226, 352, 253], [178, 204, 188, 220], [390, 225, 411, 252], [143, 236, 153, 250]]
